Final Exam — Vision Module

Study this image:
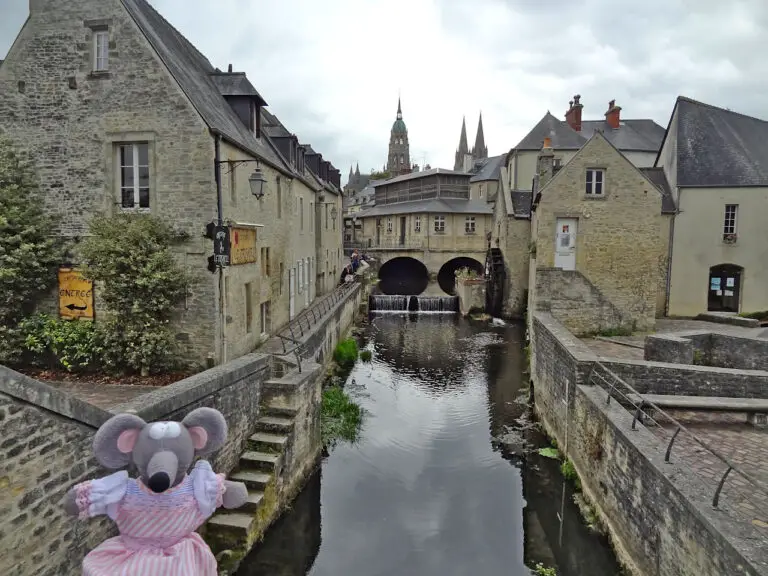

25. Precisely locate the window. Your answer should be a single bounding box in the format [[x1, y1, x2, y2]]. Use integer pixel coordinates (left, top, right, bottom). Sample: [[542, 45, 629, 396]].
[[723, 204, 738, 241], [298, 260, 303, 293], [310, 202, 314, 231], [260, 301, 271, 335], [279, 262, 284, 294], [465, 216, 476, 234], [261, 247, 270, 276], [276, 177, 282, 218], [325, 204, 329, 229], [414, 216, 421, 233], [434, 215, 445, 233], [585, 169, 604, 195], [300, 197, 304, 231], [93, 31, 109, 71], [245, 283, 253, 334], [387, 217, 393, 232], [118, 143, 150, 209], [400, 154, 404, 164]]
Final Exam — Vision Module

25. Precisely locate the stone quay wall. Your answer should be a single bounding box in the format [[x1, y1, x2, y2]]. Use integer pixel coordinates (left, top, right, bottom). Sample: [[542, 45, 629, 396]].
[[530, 312, 766, 576], [645, 331, 768, 372]]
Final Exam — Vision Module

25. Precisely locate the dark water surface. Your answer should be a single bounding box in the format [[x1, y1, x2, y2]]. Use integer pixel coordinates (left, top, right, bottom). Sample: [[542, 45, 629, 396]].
[[238, 314, 621, 576]]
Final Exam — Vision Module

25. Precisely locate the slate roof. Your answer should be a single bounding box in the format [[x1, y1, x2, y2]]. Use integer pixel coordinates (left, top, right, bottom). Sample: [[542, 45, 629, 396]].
[[209, 72, 264, 100], [515, 112, 664, 153], [121, 0, 292, 175], [469, 154, 505, 182], [261, 109, 292, 138], [668, 96, 768, 187], [514, 112, 587, 151], [372, 167, 471, 187], [639, 168, 676, 213], [358, 198, 493, 217], [510, 191, 533, 217]]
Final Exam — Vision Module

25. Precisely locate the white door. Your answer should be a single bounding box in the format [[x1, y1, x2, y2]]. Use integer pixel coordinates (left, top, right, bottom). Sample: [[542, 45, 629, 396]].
[[289, 268, 296, 319], [554, 218, 577, 270]]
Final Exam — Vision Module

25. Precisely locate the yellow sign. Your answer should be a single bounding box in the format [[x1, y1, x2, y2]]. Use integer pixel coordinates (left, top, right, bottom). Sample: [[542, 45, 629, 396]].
[[58, 268, 94, 319], [230, 227, 257, 265]]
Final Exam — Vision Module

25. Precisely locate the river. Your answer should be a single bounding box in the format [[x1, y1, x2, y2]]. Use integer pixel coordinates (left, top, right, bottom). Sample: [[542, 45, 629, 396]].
[[237, 313, 621, 576]]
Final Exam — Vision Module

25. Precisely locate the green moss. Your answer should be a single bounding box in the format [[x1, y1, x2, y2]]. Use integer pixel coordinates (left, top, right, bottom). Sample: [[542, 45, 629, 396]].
[[321, 386, 363, 448], [360, 349, 373, 362], [333, 338, 359, 369], [739, 310, 768, 320]]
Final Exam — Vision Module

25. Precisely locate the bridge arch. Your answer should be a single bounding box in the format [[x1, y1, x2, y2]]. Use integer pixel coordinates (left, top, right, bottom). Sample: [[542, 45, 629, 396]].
[[437, 257, 484, 295], [378, 257, 430, 295]]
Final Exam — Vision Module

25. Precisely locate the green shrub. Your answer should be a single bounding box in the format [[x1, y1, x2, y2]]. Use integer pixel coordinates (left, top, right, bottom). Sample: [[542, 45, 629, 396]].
[[321, 386, 363, 448], [0, 138, 66, 364], [531, 563, 557, 576], [333, 338, 359, 369], [20, 314, 101, 372], [79, 213, 192, 375], [360, 349, 373, 362]]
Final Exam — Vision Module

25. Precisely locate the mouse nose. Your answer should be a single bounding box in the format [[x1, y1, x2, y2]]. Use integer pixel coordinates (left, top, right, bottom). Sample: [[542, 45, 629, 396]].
[[148, 472, 170, 493]]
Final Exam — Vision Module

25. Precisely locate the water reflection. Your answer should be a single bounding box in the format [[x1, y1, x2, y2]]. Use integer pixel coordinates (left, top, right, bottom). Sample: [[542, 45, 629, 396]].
[[238, 315, 620, 576]]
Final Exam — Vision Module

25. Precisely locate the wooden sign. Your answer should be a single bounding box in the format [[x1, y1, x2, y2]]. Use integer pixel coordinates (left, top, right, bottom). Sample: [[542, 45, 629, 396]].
[[230, 227, 257, 265], [58, 268, 94, 319]]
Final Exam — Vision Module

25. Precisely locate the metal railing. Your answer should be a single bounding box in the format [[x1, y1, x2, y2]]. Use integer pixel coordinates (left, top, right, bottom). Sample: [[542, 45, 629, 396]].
[[273, 281, 359, 372], [588, 362, 768, 509]]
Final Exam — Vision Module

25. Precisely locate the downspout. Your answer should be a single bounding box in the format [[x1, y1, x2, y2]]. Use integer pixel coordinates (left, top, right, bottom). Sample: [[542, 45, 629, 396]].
[[664, 191, 678, 317], [214, 135, 227, 364]]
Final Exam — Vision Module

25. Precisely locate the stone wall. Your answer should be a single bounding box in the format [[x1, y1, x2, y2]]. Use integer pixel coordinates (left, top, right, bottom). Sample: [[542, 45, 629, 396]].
[[645, 331, 768, 372], [530, 312, 765, 575], [456, 278, 486, 316], [534, 267, 630, 335]]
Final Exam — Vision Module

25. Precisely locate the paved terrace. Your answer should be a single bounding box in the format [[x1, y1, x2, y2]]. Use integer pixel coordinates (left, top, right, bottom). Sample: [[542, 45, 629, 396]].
[[583, 318, 768, 547]]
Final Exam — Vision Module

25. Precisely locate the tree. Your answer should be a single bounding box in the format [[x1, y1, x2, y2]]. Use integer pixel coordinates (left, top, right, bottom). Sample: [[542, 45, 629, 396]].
[[0, 138, 66, 363], [369, 170, 391, 181], [79, 213, 193, 375]]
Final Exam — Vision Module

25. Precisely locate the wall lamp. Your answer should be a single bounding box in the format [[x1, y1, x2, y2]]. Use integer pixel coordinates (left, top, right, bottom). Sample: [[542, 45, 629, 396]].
[[318, 202, 338, 223], [215, 159, 268, 200]]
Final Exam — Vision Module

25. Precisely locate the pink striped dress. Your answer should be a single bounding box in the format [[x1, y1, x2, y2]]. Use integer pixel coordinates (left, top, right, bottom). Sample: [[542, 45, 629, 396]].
[[73, 460, 226, 576]]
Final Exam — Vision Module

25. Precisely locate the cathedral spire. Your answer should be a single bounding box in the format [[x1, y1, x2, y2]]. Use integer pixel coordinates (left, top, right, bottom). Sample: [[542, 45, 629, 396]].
[[473, 112, 488, 160], [454, 116, 469, 171], [355, 163, 360, 176], [397, 97, 402, 120]]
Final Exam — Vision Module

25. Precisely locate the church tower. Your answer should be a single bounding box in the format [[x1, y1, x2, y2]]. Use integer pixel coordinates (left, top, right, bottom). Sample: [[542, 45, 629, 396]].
[[387, 98, 410, 176], [454, 112, 488, 171]]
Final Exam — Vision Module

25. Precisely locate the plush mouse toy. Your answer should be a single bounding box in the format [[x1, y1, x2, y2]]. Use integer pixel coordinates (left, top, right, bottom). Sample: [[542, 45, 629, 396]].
[[63, 407, 248, 576]]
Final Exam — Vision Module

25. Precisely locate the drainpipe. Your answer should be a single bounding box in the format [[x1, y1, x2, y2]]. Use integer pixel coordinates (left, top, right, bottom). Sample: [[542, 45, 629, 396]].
[[664, 190, 678, 317], [214, 136, 227, 364]]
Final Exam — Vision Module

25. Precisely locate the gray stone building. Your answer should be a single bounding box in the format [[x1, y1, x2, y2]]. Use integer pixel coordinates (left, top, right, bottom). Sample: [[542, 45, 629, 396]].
[[454, 113, 488, 171], [344, 163, 370, 196], [387, 98, 411, 176], [0, 0, 343, 366]]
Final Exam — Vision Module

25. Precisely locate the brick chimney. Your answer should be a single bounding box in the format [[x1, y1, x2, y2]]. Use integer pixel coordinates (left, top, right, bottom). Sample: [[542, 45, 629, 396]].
[[564, 94, 583, 132], [605, 99, 622, 129]]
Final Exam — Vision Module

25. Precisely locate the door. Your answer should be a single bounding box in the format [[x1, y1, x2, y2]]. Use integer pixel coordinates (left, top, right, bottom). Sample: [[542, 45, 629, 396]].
[[708, 264, 742, 312], [399, 216, 407, 246], [289, 267, 296, 319], [554, 218, 577, 270]]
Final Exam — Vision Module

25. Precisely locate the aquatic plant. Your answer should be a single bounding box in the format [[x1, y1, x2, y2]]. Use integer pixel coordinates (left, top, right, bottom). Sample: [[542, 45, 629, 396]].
[[538, 447, 559, 459], [360, 349, 373, 362], [321, 386, 363, 448], [333, 338, 359, 369]]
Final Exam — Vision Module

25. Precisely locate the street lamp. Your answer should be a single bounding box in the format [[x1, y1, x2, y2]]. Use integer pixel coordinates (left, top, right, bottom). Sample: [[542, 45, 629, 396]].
[[248, 168, 267, 200], [330, 205, 338, 223]]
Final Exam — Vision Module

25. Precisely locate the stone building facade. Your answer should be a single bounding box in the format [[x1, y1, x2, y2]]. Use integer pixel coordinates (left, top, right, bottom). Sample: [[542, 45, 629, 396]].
[[528, 133, 665, 334], [0, 0, 342, 366], [386, 98, 411, 176]]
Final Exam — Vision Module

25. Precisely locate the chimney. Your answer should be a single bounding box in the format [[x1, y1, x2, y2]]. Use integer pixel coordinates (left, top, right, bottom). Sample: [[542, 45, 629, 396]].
[[605, 99, 622, 129], [537, 137, 555, 188], [564, 94, 583, 132], [227, 63, 233, 73]]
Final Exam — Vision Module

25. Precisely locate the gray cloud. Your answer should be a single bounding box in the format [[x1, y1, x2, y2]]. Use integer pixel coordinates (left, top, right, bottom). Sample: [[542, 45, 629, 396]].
[[3, 0, 768, 183]]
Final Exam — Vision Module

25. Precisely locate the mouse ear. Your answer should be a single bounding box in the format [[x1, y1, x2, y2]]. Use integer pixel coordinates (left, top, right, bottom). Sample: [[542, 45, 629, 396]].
[[93, 413, 147, 469], [181, 408, 227, 456]]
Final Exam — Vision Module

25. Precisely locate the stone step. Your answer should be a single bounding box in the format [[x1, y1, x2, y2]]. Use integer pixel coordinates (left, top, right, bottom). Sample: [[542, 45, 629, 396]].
[[262, 402, 299, 419], [248, 432, 289, 454], [242, 490, 265, 513], [207, 511, 254, 537], [256, 415, 295, 434], [230, 469, 272, 491], [240, 450, 282, 473]]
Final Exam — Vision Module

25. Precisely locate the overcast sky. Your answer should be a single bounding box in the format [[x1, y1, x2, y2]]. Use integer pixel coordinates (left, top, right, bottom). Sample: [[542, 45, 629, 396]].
[[2, 0, 767, 183]]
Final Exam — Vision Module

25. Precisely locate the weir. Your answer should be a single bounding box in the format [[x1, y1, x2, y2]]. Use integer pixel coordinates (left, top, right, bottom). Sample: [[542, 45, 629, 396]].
[[369, 294, 458, 313]]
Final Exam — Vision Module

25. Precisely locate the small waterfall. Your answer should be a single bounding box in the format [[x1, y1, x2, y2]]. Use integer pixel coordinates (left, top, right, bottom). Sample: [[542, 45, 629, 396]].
[[370, 295, 458, 313]]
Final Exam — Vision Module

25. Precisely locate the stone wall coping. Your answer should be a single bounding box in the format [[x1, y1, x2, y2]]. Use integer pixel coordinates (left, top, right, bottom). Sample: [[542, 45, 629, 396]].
[[112, 353, 270, 421], [601, 357, 768, 377], [0, 365, 112, 429], [645, 333, 692, 343], [533, 311, 599, 362]]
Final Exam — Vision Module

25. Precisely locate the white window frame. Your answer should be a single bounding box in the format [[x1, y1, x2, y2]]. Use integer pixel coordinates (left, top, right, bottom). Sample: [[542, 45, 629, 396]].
[[723, 204, 738, 236], [585, 169, 604, 195], [93, 31, 109, 72], [414, 215, 421, 233], [260, 301, 271, 335], [465, 216, 476, 234], [434, 215, 445, 233], [118, 143, 150, 210], [387, 217, 393, 232]]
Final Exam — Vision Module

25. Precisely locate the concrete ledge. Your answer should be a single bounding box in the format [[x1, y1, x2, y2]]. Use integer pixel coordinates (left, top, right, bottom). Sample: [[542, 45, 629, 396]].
[[0, 364, 112, 428], [696, 312, 761, 328]]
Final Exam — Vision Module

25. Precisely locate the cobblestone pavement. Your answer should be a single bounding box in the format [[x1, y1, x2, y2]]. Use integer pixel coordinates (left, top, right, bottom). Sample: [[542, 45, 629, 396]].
[[45, 380, 156, 410], [580, 318, 766, 360], [646, 413, 768, 531]]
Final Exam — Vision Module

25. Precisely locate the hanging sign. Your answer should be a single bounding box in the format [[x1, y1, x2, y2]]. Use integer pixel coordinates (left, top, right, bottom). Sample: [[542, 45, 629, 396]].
[[230, 226, 257, 265]]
